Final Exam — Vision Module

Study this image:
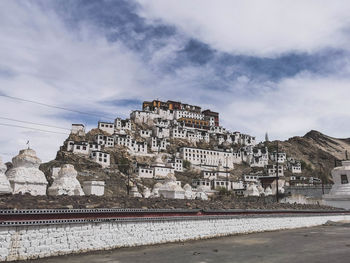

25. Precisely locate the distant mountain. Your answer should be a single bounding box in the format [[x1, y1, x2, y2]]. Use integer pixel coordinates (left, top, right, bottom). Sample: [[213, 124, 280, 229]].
[[268, 130, 350, 181]]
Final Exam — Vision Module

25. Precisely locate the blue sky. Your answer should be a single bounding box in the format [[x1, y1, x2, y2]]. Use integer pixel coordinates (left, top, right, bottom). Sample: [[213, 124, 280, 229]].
[[1, 0, 350, 161]]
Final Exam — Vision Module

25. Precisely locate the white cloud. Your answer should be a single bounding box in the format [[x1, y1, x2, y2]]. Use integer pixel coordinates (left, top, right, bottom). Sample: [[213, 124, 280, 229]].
[[136, 0, 350, 57], [0, 0, 154, 162], [220, 72, 350, 141]]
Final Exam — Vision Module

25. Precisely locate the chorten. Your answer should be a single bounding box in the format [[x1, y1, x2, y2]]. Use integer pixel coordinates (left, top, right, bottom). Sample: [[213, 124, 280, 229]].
[[323, 161, 350, 209], [0, 157, 12, 194], [244, 183, 260, 197], [158, 174, 185, 199], [48, 164, 84, 196], [6, 149, 48, 195]]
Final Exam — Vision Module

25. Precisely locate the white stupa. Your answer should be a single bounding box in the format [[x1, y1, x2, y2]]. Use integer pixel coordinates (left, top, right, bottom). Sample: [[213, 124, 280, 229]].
[[323, 161, 350, 209], [6, 149, 48, 196], [0, 157, 12, 194], [143, 187, 151, 198], [48, 164, 84, 196], [195, 186, 209, 200], [183, 184, 194, 199], [244, 183, 260, 197], [130, 185, 142, 197], [151, 182, 163, 197], [264, 186, 273, 196], [158, 174, 185, 199]]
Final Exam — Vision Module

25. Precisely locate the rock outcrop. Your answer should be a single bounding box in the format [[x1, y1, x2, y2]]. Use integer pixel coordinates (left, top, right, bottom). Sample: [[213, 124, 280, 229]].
[[0, 157, 12, 194], [6, 149, 48, 196], [48, 164, 84, 196]]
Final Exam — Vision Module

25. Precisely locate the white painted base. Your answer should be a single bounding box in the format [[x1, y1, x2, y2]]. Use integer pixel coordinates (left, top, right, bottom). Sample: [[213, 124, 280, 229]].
[[1, 214, 350, 261]]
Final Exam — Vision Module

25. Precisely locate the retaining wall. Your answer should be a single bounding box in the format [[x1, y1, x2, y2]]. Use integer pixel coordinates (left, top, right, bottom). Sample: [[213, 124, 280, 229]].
[[1, 214, 350, 261]]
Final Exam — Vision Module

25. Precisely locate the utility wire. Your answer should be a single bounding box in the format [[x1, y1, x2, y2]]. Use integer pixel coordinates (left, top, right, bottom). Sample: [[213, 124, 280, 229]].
[[0, 117, 70, 131], [0, 123, 69, 135], [0, 94, 114, 121]]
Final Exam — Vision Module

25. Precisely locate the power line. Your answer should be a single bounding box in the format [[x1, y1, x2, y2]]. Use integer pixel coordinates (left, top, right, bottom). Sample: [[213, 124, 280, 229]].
[[0, 94, 114, 120], [0, 123, 69, 135], [0, 117, 70, 131]]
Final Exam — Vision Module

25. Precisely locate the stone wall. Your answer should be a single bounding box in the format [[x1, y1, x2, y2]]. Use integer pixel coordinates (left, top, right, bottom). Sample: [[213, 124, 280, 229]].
[[1, 214, 350, 261], [285, 185, 332, 198]]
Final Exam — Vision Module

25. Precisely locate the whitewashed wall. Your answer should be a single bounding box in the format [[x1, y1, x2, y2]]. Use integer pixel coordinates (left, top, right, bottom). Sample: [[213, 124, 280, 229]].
[[1, 214, 350, 261]]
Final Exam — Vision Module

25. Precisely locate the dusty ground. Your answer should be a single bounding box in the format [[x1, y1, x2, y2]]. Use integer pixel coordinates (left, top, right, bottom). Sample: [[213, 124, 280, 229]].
[[30, 222, 350, 263], [0, 194, 338, 210]]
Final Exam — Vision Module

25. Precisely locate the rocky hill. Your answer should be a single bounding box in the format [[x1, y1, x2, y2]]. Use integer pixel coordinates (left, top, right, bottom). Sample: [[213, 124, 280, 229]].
[[266, 130, 350, 182]]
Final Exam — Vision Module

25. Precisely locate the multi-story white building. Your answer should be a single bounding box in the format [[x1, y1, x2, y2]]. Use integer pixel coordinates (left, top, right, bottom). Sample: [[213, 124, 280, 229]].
[[90, 151, 110, 167], [96, 134, 115, 148], [130, 110, 159, 125], [171, 127, 187, 139], [115, 118, 131, 131], [152, 126, 170, 139], [288, 160, 302, 174], [167, 157, 183, 172], [98, 121, 115, 135], [266, 164, 284, 177], [180, 147, 237, 169], [150, 137, 169, 152], [270, 152, 287, 163], [174, 110, 204, 120]]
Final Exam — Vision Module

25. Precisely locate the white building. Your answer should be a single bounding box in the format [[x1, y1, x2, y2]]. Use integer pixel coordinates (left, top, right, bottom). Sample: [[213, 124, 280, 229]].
[[174, 110, 204, 120], [171, 127, 187, 139], [115, 118, 131, 131], [153, 166, 175, 178], [90, 151, 110, 167], [140, 130, 152, 138], [135, 165, 154, 179], [266, 164, 284, 177], [150, 137, 169, 152], [98, 121, 115, 135], [152, 126, 170, 138], [167, 157, 183, 172], [180, 147, 237, 169], [270, 152, 287, 163], [130, 110, 159, 125], [71, 124, 85, 136], [96, 134, 115, 147]]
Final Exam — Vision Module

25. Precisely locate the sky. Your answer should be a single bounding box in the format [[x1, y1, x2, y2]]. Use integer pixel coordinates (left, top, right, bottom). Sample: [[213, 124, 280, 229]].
[[1, 0, 350, 162]]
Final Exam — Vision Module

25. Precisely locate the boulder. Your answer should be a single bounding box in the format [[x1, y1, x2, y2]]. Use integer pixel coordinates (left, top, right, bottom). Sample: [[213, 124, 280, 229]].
[[6, 149, 48, 196], [48, 164, 84, 196], [0, 157, 12, 194]]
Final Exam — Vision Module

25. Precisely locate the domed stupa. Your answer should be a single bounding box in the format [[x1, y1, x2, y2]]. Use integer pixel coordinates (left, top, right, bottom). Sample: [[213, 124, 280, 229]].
[[158, 174, 185, 199], [48, 164, 84, 196], [0, 157, 12, 194], [6, 149, 48, 195], [323, 161, 350, 209]]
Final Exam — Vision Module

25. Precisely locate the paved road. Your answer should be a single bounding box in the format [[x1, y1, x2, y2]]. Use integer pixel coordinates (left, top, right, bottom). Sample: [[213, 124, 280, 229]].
[[34, 223, 350, 263]]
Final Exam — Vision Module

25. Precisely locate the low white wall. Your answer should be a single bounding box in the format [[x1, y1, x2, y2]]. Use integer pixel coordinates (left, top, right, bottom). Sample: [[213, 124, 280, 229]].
[[1, 214, 350, 261]]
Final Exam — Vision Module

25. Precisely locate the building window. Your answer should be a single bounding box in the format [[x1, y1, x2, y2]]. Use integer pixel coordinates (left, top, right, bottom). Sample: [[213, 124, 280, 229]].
[[341, 174, 348, 184]]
